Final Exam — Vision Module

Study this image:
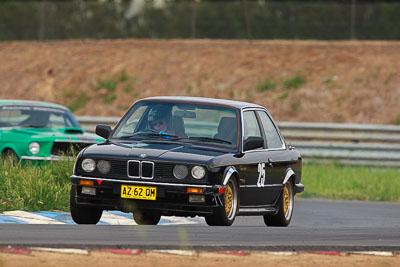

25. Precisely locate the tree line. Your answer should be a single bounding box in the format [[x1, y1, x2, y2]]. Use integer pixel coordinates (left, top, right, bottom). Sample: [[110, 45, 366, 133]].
[[1, 0, 400, 41]]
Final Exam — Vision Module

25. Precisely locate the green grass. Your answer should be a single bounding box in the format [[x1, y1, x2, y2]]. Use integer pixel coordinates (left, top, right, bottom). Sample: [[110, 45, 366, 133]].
[[291, 100, 300, 111], [124, 76, 137, 94], [65, 91, 91, 112], [99, 78, 117, 92], [124, 84, 132, 93], [299, 162, 400, 202], [256, 77, 276, 92], [103, 93, 117, 103], [0, 160, 73, 212], [283, 74, 307, 89], [94, 70, 137, 99], [279, 92, 288, 100], [118, 70, 128, 82], [1, 161, 399, 212]]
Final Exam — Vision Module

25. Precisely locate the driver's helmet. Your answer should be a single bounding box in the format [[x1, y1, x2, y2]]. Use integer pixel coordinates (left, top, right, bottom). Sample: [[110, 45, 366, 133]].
[[148, 105, 171, 128]]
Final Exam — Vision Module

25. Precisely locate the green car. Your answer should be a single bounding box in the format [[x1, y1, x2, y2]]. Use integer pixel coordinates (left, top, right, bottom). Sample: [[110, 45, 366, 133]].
[[0, 100, 104, 162]]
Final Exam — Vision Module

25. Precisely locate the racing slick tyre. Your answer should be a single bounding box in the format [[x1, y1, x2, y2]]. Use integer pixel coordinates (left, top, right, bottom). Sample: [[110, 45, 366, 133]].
[[70, 186, 103, 224], [205, 178, 238, 226], [133, 211, 161, 225], [264, 180, 294, 227]]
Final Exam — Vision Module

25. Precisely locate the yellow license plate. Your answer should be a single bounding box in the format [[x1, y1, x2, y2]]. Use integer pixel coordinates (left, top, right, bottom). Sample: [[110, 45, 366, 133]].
[[121, 185, 157, 200]]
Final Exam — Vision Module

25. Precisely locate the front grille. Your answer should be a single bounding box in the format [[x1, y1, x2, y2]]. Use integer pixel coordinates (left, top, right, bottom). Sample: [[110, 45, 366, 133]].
[[51, 142, 93, 156], [128, 160, 140, 177], [142, 162, 154, 178], [128, 160, 154, 179], [154, 163, 175, 179]]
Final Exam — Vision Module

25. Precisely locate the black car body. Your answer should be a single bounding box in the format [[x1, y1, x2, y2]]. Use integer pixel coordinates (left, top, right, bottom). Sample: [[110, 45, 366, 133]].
[[70, 96, 304, 226]]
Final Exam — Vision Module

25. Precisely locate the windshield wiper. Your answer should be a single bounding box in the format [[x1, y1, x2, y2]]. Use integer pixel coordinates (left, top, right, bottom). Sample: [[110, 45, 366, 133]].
[[135, 132, 180, 139], [187, 136, 232, 144], [118, 134, 136, 139], [120, 132, 180, 140]]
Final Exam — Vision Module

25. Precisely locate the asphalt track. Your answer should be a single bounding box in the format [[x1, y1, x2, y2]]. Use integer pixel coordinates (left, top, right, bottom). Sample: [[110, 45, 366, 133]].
[[0, 199, 399, 251]]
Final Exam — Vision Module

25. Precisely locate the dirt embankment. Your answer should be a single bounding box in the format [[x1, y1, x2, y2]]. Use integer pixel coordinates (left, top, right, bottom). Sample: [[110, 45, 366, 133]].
[[0, 39, 399, 124]]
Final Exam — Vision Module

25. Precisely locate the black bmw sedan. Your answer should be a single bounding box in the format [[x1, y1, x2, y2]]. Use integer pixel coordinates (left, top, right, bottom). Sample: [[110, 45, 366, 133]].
[[70, 96, 304, 226]]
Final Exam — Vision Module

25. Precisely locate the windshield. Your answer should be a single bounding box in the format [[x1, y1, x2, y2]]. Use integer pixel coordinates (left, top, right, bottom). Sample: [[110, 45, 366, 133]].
[[112, 101, 239, 147], [0, 105, 80, 129]]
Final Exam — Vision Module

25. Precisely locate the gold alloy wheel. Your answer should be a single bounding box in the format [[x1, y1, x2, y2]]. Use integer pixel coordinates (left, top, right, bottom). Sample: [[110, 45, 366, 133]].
[[283, 184, 289, 215], [225, 184, 233, 216]]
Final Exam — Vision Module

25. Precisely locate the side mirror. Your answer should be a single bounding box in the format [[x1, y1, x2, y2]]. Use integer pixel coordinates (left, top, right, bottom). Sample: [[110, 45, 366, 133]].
[[244, 136, 264, 151], [96, 124, 112, 139]]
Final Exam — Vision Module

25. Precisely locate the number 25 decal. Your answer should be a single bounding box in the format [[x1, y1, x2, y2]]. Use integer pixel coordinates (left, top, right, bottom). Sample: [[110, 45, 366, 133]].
[[257, 163, 266, 187]]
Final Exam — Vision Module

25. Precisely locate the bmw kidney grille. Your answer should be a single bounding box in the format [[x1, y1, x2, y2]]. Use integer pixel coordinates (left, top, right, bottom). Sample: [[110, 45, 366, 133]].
[[128, 160, 154, 179]]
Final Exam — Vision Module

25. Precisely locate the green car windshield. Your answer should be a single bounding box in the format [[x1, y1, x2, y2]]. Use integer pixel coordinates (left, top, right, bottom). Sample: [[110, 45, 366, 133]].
[[0, 105, 80, 129], [112, 101, 239, 148]]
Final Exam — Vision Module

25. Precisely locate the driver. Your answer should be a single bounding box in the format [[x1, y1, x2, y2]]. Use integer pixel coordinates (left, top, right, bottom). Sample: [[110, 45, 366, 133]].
[[148, 105, 173, 136], [152, 117, 168, 133]]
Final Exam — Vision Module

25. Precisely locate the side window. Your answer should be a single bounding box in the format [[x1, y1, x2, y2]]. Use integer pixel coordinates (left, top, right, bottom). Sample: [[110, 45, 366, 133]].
[[257, 111, 283, 149], [243, 111, 262, 139]]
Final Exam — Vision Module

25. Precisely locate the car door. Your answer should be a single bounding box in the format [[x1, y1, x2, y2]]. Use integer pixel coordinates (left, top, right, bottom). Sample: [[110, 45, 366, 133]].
[[256, 110, 294, 205], [238, 109, 273, 207]]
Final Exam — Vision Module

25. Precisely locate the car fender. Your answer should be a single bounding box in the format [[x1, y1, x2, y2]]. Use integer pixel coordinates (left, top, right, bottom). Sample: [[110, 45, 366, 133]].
[[283, 168, 304, 194], [222, 166, 238, 186], [282, 168, 295, 185], [0, 145, 21, 159]]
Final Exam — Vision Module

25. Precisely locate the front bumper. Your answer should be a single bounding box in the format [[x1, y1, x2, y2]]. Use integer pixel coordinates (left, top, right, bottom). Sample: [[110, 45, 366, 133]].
[[70, 175, 224, 217], [21, 155, 74, 161], [295, 183, 305, 194]]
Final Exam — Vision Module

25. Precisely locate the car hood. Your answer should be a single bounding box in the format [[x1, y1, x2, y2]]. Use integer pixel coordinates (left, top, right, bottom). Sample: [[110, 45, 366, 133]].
[[12, 127, 101, 142], [82, 141, 231, 166]]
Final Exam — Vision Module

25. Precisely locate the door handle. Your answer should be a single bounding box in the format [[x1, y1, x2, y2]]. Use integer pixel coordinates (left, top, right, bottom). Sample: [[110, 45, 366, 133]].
[[268, 158, 274, 167]]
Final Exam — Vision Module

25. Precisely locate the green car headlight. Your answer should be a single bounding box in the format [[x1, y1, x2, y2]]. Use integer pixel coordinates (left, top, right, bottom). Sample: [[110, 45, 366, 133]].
[[28, 142, 40, 155], [82, 158, 96, 172]]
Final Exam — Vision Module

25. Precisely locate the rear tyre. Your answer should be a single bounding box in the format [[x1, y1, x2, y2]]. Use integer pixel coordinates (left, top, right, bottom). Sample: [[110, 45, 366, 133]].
[[133, 211, 161, 225], [264, 180, 294, 227], [2, 149, 19, 165], [70, 186, 103, 224], [205, 178, 238, 226]]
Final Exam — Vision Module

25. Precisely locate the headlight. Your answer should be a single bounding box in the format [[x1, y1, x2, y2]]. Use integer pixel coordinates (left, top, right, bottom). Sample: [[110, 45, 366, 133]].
[[82, 158, 96, 172], [173, 165, 188, 179], [191, 166, 206, 179], [28, 142, 40, 155], [97, 160, 111, 174]]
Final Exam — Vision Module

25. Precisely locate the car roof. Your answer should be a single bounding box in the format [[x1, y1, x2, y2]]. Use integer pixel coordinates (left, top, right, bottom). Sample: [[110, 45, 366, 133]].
[[0, 99, 69, 110], [140, 96, 265, 109]]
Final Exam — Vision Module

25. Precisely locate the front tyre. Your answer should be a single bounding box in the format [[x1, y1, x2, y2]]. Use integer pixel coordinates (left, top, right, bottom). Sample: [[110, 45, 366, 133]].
[[264, 180, 294, 227], [70, 185, 103, 224], [133, 211, 161, 225], [205, 178, 238, 226], [2, 149, 19, 165]]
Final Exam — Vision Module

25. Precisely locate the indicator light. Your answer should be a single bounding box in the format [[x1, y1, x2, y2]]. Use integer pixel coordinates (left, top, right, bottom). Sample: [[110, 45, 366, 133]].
[[187, 187, 203, 194], [80, 180, 94, 186]]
